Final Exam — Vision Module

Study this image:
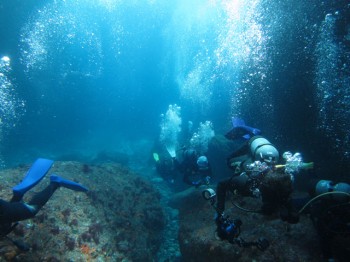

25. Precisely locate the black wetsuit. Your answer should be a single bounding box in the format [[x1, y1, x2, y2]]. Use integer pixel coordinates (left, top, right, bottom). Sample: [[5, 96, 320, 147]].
[[0, 183, 58, 237], [155, 157, 177, 182], [217, 141, 297, 222], [173, 152, 212, 186], [216, 171, 298, 225], [307, 187, 350, 261]]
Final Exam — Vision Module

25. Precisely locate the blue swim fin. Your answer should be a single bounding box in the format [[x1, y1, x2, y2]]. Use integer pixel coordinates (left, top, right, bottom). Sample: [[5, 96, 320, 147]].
[[226, 117, 261, 140], [50, 175, 89, 192], [12, 158, 54, 201], [232, 117, 246, 127]]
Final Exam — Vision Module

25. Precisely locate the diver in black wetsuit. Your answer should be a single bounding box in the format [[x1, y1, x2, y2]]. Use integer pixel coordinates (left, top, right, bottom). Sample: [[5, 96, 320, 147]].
[[304, 180, 350, 262], [215, 135, 300, 226], [205, 118, 349, 260], [0, 158, 88, 250], [173, 148, 212, 187], [206, 118, 311, 246]]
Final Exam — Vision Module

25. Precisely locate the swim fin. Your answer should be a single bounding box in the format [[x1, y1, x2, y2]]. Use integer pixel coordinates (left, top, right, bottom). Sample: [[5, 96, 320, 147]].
[[226, 117, 261, 140], [232, 117, 261, 136], [50, 175, 88, 192], [153, 153, 160, 162], [232, 117, 246, 127], [12, 158, 54, 202]]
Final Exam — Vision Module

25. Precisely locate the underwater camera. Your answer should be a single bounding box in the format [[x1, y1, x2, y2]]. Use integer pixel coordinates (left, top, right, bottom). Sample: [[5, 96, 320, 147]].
[[217, 215, 242, 241]]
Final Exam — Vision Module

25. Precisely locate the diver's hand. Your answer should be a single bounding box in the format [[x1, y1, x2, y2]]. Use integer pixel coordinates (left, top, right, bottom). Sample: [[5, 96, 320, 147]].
[[215, 214, 241, 242]]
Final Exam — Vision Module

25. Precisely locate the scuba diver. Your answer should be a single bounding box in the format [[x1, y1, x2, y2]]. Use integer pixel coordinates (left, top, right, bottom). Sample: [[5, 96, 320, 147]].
[[152, 140, 179, 184], [173, 148, 212, 187], [153, 152, 177, 184], [0, 158, 88, 250], [202, 118, 313, 250], [299, 179, 350, 262], [204, 118, 350, 260], [219, 118, 306, 221]]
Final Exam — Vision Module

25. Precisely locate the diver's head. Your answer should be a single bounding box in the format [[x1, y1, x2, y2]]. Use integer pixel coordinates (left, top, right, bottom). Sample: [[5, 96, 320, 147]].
[[197, 156, 209, 170], [249, 136, 279, 164]]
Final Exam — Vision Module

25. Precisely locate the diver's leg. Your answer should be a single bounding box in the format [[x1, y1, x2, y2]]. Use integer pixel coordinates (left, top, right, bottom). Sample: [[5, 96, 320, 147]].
[[216, 179, 232, 215], [0, 199, 40, 223], [27, 183, 59, 213], [2, 183, 60, 223], [26, 175, 87, 212]]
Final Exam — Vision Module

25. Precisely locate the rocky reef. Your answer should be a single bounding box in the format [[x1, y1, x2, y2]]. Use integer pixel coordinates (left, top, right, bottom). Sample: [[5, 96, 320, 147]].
[[0, 161, 166, 261], [169, 187, 324, 262], [2, 160, 349, 262]]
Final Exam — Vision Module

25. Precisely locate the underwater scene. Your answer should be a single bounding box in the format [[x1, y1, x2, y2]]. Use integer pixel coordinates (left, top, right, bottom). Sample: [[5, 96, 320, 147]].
[[1, 0, 350, 261]]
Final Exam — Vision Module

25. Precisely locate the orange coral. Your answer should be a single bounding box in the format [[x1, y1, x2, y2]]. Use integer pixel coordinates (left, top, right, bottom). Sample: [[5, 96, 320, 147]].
[[80, 244, 96, 262], [80, 244, 91, 254]]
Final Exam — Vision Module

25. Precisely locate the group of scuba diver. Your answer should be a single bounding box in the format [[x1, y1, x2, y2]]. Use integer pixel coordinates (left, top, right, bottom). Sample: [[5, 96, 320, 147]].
[[1, 118, 349, 261], [154, 117, 350, 262], [0, 158, 88, 250]]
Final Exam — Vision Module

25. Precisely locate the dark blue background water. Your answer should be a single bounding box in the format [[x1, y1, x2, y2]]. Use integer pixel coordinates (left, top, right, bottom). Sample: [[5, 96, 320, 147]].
[[0, 0, 349, 181]]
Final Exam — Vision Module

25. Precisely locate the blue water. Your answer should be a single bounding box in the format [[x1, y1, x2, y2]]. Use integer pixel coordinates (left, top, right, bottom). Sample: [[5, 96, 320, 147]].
[[0, 0, 349, 179]]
